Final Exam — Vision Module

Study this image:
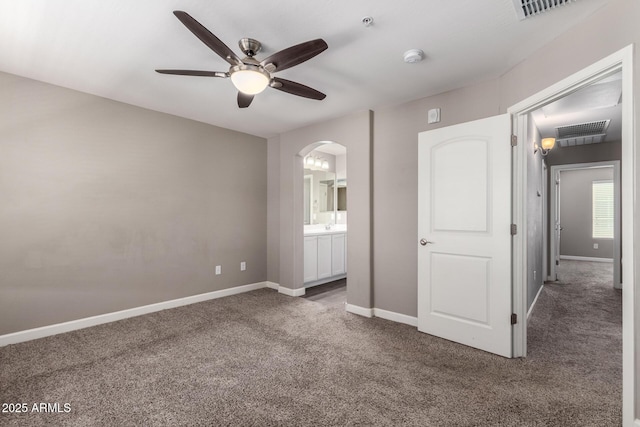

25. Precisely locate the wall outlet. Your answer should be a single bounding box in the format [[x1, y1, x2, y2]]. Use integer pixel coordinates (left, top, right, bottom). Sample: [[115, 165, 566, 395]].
[[593, 243, 599, 249], [215, 265, 221, 275], [240, 261, 246, 271]]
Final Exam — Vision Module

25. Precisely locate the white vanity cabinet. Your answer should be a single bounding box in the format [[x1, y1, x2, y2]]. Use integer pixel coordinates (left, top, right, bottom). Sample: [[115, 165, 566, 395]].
[[303, 236, 318, 283], [303, 230, 347, 286], [331, 233, 346, 276], [317, 235, 333, 280]]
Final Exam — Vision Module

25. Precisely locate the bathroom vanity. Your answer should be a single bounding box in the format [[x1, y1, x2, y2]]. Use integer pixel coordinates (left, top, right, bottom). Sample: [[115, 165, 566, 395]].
[[303, 225, 347, 287]]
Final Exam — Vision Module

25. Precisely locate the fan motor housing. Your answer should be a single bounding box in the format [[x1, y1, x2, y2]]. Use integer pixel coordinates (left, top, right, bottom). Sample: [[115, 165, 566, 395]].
[[239, 38, 262, 57]]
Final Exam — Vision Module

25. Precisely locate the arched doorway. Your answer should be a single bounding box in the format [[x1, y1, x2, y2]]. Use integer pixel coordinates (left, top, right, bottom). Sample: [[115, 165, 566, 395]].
[[299, 142, 348, 308]]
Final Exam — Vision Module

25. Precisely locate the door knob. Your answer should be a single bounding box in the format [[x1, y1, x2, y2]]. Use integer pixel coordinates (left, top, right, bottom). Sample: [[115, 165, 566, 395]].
[[420, 238, 434, 246]]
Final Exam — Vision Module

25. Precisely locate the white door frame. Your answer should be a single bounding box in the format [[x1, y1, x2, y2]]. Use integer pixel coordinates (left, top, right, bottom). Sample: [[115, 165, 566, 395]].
[[549, 162, 621, 287], [541, 161, 548, 283], [508, 45, 635, 425]]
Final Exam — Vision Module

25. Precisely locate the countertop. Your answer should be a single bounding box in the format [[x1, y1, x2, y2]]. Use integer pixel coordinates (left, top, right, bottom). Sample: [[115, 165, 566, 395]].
[[303, 225, 347, 236]]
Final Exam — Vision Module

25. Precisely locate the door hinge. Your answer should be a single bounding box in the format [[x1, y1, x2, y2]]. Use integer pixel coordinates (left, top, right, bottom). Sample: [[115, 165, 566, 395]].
[[556, 260, 559, 266], [511, 135, 517, 147], [510, 224, 517, 235], [511, 313, 518, 325]]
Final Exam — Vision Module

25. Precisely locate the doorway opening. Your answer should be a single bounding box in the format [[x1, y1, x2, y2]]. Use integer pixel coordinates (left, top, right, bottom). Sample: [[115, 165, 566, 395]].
[[509, 45, 634, 424], [300, 141, 348, 308], [549, 162, 621, 286], [524, 73, 623, 421]]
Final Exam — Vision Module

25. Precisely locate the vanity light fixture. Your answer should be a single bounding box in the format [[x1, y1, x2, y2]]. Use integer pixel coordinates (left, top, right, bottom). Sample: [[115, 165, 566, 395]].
[[321, 160, 329, 170], [306, 156, 315, 166], [315, 158, 323, 167], [534, 137, 556, 157]]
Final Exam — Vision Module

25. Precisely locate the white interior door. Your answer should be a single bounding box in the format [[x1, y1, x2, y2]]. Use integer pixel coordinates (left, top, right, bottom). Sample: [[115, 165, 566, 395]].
[[418, 114, 512, 358]]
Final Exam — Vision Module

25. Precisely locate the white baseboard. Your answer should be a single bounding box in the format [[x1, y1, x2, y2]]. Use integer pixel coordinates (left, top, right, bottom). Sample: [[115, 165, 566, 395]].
[[278, 286, 306, 297], [345, 304, 373, 318], [0, 281, 268, 347], [373, 308, 418, 327], [265, 281, 280, 290], [346, 304, 418, 326], [634, 418, 640, 427], [559, 255, 613, 263], [527, 284, 545, 320]]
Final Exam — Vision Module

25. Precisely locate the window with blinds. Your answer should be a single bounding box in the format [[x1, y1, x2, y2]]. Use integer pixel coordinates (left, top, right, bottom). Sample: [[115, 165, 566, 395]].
[[592, 180, 614, 239]]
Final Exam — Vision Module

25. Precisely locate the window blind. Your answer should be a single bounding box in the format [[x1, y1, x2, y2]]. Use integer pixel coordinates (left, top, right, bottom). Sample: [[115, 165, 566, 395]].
[[592, 180, 614, 239]]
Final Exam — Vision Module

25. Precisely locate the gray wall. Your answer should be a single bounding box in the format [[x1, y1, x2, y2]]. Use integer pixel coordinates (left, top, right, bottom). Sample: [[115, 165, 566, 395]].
[[369, 0, 639, 318], [546, 141, 622, 166], [270, 111, 372, 308], [545, 142, 622, 273], [527, 117, 544, 309], [0, 72, 267, 335], [559, 168, 615, 259], [267, 136, 281, 285]]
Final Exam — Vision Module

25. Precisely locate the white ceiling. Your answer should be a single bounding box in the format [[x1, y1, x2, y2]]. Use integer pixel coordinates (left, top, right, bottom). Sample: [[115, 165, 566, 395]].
[[531, 71, 622, 144], [0, 0, 612, 138]]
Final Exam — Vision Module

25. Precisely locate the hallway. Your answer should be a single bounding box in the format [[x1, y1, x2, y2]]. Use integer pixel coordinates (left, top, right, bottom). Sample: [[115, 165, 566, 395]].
[[527, 260, 621, 424]]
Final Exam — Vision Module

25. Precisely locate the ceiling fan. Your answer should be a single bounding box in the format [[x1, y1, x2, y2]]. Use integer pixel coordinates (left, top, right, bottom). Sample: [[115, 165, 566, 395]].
[[156, 11, 328, 108]]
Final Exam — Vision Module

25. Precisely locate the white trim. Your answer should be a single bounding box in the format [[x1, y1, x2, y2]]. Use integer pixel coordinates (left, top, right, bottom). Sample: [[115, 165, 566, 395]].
[[559, 255, 613, 263], [509, 44, 634, 426], [511, 112, 528, 358], [634, 418, 640, 427], [277, 286, 306, 297], [0, 281, 269, 347], [266, 281, 280, 290], [373, 308, 418, 327], [345, 303, 373, 318], [345, 305, 418, 327], [527, 284, 544, 320]]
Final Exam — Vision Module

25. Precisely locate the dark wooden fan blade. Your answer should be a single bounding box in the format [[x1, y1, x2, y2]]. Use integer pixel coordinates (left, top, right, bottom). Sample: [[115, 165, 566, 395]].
[[155, 69, 228, 78], [238, 92, 254, 108], [271, 78, 326, 100], [261, 39, 328, 73], [173, 11, 241, 66]]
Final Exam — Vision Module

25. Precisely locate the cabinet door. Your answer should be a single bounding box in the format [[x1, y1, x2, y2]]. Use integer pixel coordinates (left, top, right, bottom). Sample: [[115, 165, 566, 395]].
[[332, 233, 346, 276], [317, 235, 332, 280], [304, 236, 318, 283]]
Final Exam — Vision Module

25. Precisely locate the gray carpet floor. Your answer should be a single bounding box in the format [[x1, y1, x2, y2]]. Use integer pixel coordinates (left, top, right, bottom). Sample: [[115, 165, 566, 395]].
[[0, 261, 621, 426]]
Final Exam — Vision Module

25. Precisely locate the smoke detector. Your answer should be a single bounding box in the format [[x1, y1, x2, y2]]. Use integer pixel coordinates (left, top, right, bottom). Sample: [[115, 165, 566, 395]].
[[403, 49, 424, 64]]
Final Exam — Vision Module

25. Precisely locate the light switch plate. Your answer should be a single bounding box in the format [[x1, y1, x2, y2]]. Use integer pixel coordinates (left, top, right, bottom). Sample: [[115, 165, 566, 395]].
[[428, 108, 441, 124], [215, 265, 221, 275]]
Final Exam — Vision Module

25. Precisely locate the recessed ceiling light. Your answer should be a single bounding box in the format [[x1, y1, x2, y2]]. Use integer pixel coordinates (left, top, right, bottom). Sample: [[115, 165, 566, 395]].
[[361, 16, 374, 27]]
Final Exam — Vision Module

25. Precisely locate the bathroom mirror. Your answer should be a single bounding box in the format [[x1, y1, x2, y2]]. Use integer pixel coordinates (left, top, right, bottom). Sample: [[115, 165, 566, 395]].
[[304, 168, 336, 225], [337, 179, 347, 211]]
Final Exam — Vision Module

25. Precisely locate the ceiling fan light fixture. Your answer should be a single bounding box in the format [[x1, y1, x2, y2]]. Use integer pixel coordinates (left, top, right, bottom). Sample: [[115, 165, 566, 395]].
[[230, 65, 270, 95]]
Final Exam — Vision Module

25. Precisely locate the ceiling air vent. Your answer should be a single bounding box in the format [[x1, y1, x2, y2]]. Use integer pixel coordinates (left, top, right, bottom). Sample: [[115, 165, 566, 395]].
[[513, 0, 577, 20], [555, 120, 610, 147]]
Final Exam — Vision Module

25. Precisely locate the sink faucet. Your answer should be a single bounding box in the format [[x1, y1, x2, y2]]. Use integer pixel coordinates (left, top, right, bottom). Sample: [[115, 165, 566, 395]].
[[325, 223, 333, 230]]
